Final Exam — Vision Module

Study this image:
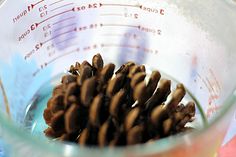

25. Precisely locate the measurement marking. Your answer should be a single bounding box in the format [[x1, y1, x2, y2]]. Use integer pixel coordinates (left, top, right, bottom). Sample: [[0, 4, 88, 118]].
[[101, 23, 139, 29], [54, 23, 77, 32], [49, 0, 65, 6], [50, 2, 74, 12], [101, 3, 141, 8], [196, 73, 213, 95], [31, 0, 44, 9], [41, 28, 76, 45], [209, 69, 221, 91], [100, 13, 123, 16], [47, 49, 79, 65], [52, 16, 76, 25], [205, 77, 218, 96], [55, 36, 78, 45], [37, 9, 73, 26], [0, 78, 11, 118]]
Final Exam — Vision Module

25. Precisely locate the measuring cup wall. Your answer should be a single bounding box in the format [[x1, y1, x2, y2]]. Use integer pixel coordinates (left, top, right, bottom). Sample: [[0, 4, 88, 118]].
[[0, 0, 236, 157]]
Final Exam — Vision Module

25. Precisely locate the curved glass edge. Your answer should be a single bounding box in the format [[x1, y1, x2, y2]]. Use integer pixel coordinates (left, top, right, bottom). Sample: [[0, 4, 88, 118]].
[[0, 77, 11, 118]]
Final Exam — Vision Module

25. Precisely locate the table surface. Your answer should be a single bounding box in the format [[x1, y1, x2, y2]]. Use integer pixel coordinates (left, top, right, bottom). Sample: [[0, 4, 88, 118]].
[[219, 136, 236, 157]]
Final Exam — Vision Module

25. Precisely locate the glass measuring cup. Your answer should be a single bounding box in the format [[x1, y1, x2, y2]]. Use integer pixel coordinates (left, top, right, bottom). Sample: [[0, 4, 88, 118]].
[[0, 0, 236, 156]]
